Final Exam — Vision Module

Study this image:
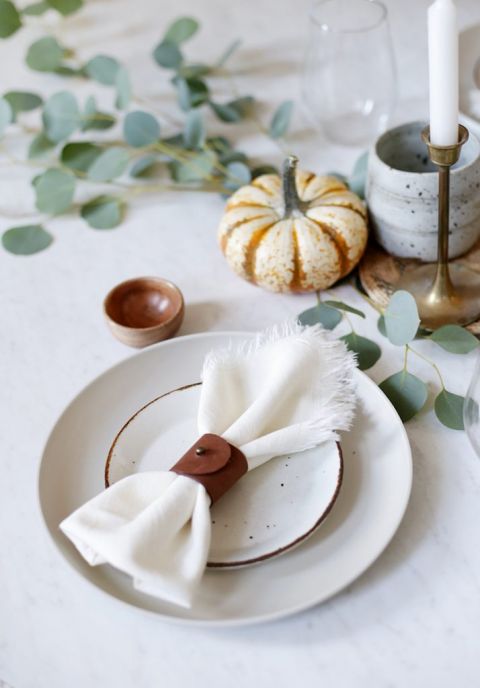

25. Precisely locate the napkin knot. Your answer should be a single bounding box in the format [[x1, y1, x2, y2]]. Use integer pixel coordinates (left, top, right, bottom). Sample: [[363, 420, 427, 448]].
[[170, 433, 248, 503]]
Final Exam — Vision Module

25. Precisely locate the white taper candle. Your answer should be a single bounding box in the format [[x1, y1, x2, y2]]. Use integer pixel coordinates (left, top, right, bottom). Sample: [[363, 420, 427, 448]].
[[428, 0, 459, 146]]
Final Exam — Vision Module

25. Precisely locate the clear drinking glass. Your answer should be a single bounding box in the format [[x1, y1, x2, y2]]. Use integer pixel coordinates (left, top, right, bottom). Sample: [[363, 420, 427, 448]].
[[302, 0, 397, 146], [465, 352, 480, 457]]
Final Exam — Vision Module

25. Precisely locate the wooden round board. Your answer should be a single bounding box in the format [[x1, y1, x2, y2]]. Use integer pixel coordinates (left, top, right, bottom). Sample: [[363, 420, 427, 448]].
[[358, 240, 480, 335]]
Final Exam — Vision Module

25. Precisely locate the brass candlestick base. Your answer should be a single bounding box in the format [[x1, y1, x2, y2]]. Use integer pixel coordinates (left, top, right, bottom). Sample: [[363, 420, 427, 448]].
[[397, 125, 480, 330]]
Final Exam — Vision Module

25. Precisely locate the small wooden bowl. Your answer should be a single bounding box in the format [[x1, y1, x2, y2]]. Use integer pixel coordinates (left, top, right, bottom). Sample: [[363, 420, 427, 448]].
[[104, 277, 184, 348]]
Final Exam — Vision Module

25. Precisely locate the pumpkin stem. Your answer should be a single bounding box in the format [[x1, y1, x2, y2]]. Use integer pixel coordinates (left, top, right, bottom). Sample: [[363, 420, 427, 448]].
[[282, 155, 303, 218]]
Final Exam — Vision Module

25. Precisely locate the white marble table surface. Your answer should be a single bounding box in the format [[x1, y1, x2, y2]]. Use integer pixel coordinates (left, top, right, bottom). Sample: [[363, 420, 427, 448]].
[[2, 0, 480, 686]]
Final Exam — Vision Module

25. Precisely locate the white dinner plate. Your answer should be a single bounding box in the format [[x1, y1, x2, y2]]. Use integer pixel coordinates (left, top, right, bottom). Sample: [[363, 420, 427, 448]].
[[38, 332, 412, 627], [105, 382, 343, 568]]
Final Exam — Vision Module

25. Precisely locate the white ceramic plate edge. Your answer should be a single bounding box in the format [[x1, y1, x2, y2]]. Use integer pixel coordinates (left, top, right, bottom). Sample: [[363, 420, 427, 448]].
[[37, 331, 413, 628]]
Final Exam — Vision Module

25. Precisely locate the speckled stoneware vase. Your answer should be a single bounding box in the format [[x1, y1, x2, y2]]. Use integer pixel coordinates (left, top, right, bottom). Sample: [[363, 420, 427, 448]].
[[366, 121, 480, 260]]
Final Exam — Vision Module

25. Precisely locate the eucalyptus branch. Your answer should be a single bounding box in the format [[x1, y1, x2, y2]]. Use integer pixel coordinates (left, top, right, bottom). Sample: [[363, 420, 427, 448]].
[[0, 12, 295, 253], [407, 344, 446, 389], [342, 310, 356, 334]]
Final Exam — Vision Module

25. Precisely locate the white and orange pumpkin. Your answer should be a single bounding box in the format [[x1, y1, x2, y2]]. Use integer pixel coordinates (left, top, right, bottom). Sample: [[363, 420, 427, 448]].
[[218, 156, 368, 293]]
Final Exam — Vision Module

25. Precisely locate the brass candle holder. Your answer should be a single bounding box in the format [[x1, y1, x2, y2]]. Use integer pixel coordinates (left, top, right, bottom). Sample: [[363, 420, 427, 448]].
[[397, 124, 480, 330]]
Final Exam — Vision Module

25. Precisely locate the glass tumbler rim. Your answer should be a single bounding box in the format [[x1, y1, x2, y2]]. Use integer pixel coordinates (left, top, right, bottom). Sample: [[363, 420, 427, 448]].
[[309, 0, 388, 34]]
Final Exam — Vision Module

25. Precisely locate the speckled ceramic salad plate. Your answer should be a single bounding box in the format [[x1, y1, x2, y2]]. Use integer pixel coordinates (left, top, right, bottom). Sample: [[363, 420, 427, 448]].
[[104, 381, 343, 568], [38, 332, 412, 627]]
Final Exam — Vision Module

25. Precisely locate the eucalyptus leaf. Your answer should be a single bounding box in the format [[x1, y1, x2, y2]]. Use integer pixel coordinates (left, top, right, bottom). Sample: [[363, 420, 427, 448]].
[[377, 314, 387, 337], [0, 0, 21, 38], [348, 151, 368, 199], [430, 324, 479, 354], [434, 389, 465, 430], [341, 333, 381, 370], [161, 133, 185, 148], [225, 161, 251, 190], [123, 110, 160, 148], [379, 370, 428, 422], [153, 40, 182, 69], [173, 76, 209, 111], [81, 195, 123, 229], [60, 142, 102, 173], [416, 326, 432, 339], [45, 0, 82, 15], [84, 55, 120, 85], [114, 66, 131, 110], [252, 164, 278, 178], [464, 396, 479, 428], [206, 136, 231, 154], [31, 173, 42, 188], [54, 65, 81, 77], [177, 63, 210, 79], [183, 109, 205, 148], [2, 224, 53, 255], [269, 100, 293, 139], [173, 77, 190, 111], [26, 36, 64, 71], [384, 290, 420, 346], [210, 96, 253, 123], [22, 1, 49, 15], [297, 303, 342, 330], [35, 168, 75, 214], [42, 91, 79, 142], [215, 38, 241, 67], [82, 96, 115, 131], [229, 96, 253, 115], [0, 97, 12, 136], [82, 111, 115, 130], [87, 147, 129, 182], [164, 17, 198, 44], [3, 91, 42, 118], [168, 150, 216, 183], [324, 300, 365, 319], [130, 154, 158, 177], [28, 132, 55, 159], [210, 101, 241, 123], [219, 150, 248, 166]]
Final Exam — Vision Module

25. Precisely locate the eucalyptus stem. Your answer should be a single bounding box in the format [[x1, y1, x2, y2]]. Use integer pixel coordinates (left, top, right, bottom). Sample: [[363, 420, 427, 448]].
[[407, 344, 445, 389], [0, 146, 50, 169], [133, 95, 184, 129], [150, 141, 222, 184], [122, 181, 229, 197], [403, 345, 409, 371], [343, 310, 356, 334]]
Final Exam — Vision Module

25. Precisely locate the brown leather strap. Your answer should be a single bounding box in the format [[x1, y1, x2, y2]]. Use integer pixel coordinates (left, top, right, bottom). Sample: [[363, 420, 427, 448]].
[[170, 433, 248, 504]]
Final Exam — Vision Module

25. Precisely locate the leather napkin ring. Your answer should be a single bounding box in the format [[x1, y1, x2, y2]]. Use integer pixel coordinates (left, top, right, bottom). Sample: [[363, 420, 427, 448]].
[[170, 433, 248, 504]]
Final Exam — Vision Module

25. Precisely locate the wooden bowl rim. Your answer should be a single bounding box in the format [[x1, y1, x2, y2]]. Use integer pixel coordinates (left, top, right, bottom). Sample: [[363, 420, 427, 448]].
[[103, 276, 185, 333]]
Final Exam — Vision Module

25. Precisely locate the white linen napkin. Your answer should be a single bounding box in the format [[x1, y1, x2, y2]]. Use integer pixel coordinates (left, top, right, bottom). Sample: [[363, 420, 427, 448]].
[[60, 323, 356, 607]]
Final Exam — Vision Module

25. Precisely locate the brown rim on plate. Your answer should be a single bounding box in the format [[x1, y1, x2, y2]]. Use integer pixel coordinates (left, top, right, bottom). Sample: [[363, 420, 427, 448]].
[[105, 383, 344, 569], [207, 444, 343, 568], [104, 382, 200, 488]]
